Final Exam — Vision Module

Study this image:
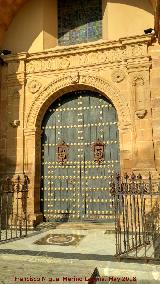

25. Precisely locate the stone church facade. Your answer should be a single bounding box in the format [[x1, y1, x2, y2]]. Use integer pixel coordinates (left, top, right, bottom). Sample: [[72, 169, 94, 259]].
[[0, 0, 160, 225]]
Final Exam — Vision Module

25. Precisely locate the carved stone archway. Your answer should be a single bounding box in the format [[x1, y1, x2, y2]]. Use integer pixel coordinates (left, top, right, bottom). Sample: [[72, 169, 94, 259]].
[[25, 73, 131, 130], [24, 73, 132, 225]]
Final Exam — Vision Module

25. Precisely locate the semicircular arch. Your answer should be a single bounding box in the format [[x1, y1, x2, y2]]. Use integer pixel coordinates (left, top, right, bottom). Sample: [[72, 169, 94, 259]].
[[25, 73, 131, 130]]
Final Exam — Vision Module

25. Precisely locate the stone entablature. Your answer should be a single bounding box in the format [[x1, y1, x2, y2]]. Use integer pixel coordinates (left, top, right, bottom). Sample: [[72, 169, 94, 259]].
[[25, 35, 151, 74], [4, 34, 152, 77]]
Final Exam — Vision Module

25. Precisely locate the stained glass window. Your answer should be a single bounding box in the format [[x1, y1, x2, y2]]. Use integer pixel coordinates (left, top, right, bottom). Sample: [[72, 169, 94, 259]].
[[58, 0, 102, 46]]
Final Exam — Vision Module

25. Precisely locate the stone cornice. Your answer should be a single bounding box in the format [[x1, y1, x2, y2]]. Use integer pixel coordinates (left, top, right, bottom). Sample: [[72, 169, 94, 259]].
[[26, 35, 152, 59], [3, 52, 27, 63], [3, 35, 152, 61], [3, 35, 152, 77]]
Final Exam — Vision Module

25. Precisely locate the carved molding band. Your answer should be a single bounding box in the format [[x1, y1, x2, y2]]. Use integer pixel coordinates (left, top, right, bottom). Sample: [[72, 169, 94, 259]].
[[25, 74, 131, 129], [23, 36, 151, 74]]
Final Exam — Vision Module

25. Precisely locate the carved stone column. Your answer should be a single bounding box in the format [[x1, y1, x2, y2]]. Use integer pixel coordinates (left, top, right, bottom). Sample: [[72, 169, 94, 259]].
[[130, 71, 157, 177], [24, 128, 43, 226], [134, 77, 147, 119], [118, 123, 133, 173], [3, 53, 27, 176]]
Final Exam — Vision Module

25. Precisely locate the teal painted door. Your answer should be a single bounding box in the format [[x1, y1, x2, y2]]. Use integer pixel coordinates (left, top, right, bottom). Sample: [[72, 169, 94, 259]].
[[41, 90, 120, 222]]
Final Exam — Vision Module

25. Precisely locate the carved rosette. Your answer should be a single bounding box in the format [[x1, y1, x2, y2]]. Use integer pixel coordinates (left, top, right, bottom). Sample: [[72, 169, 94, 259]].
[[28, 79, 42, 94], [111, 69, 126, 83]]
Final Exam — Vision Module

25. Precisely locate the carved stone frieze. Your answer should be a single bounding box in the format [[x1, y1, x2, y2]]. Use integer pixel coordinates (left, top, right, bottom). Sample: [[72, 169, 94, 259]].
[[27, 79, 42, 94], [24, 35, 151, 74]]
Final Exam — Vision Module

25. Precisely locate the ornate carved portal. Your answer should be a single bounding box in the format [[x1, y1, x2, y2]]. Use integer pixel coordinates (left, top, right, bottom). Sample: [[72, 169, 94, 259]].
[[4, 34, 155, 225]]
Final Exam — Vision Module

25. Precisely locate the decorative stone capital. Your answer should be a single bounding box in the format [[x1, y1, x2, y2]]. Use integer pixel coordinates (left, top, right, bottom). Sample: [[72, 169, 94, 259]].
[[24, 128, 43, 136], [24, 35, 151, 74], [132, 74, 145, 86]]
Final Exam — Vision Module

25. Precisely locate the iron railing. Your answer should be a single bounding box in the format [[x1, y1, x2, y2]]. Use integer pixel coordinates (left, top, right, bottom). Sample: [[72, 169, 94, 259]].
[[111, 172, 160, 262], [0, 175, 29, 242]]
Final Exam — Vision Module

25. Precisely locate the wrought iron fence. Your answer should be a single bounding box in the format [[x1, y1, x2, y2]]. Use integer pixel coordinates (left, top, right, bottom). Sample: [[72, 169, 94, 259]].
[[0, 175, 29, 242], [111, 172, 160, 262]]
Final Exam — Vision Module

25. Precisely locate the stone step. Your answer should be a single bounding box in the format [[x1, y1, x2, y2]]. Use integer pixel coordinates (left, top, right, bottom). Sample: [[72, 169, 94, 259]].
[[57, 222, 115, 231]]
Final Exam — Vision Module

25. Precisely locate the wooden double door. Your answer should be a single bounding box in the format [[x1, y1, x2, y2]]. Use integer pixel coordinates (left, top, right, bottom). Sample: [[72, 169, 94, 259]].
[[41, 90, 120, 222]]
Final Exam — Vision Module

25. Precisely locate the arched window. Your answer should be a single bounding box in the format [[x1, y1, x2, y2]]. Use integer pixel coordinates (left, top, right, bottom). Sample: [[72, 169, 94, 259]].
[[58, 0, 102, 46]]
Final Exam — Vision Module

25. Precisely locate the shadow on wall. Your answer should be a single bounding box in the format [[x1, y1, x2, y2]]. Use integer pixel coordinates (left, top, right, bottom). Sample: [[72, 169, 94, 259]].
[[2, 0, 44, 53], [0, 60, 30, 235], [1, 0, 154, 53], [0, 61, 21, 178], [108, 0, 154, 15]]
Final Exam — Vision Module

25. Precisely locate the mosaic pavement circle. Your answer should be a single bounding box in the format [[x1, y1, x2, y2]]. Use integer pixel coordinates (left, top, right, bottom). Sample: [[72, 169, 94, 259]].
[[34, 234, 85, 246]]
